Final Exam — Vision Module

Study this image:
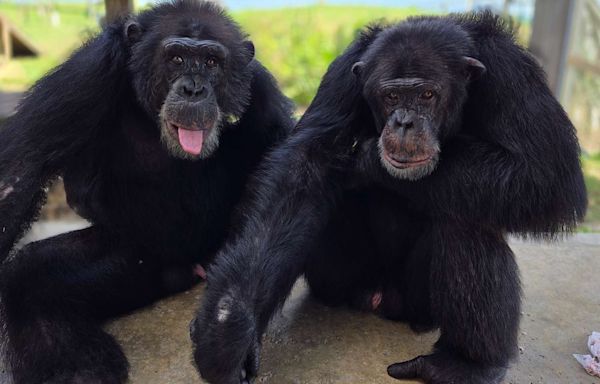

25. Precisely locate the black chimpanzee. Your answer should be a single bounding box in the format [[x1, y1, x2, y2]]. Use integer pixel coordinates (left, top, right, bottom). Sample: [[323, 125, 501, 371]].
[[191, 12, 587, 384], [0, 1, 293, 383]]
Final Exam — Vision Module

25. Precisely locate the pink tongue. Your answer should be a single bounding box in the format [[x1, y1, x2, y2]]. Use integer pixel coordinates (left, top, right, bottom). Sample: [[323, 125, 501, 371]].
[[177, 128, 204, 155]]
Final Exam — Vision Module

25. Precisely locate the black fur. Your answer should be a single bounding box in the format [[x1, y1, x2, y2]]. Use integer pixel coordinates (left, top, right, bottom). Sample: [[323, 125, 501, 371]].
[[0, 1, 293, 383], [191, 12, 586, 384]]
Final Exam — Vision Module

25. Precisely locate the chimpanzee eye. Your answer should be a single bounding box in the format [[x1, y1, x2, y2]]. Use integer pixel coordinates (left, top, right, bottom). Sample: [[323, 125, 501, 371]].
[[206, 57, 218, 68], [385, 91, 399, 104], [171, 55, 183, 65], [421, 90, 435, 100]]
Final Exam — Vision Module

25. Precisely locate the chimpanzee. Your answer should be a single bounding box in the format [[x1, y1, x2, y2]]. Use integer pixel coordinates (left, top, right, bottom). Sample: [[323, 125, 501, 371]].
[[191, 12, 587, 384], [0, 1, 293, 383]]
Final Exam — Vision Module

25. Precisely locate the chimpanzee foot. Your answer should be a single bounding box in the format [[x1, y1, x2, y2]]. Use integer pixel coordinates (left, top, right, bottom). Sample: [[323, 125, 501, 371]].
[[387, 351, 507, 384], [193, 263, 208, 280], [160, 264, 207, 294], [371, 291, 383, 310], [44, 369, 127, 384], [349, 290, 383, 312], [13, 329, 129, 384]]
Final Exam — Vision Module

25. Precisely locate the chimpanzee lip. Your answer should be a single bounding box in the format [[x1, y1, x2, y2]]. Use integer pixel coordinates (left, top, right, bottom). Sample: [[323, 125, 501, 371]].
[[166, 121, 209, 138], [382, 150, 432, 169], [167, 121, 206, 132]]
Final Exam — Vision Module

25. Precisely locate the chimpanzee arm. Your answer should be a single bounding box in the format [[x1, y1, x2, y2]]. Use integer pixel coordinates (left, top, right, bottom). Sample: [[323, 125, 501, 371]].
[[356, 16, 587, 236], [216, 60, 295, 178], [192, 128, 346, 384], [0, 23, 130, 260], [191, 27, 383, 384]]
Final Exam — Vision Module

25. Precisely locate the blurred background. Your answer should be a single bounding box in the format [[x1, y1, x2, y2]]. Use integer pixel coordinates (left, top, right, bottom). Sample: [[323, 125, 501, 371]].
[[0, 0, 599, 232]]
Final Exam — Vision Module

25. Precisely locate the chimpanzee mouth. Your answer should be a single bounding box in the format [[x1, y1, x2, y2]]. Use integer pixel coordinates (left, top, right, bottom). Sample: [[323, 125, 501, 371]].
[[378, 138, 439, 181], [159, 102, 223, 160], [382, 150, 433, 169], [166, 121, 209, 156]]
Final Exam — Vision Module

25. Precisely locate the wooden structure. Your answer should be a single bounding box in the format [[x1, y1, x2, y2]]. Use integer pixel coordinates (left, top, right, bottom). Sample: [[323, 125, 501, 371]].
[[0, 13, 38, 62], [105, 0, 133, 22], [529, 0, 575, 96], [530, 0, 600, 153], [530, 0, 600, 95]]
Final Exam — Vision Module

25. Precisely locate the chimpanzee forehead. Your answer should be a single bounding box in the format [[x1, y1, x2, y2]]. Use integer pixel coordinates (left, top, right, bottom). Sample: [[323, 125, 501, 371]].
[[139, 1, 245, 45], [162, 37, 229, 58], [370, 55, 446, 85], [364, 20, 472, 82], [151, 11, 242, 48], [379, 78, 442, 90]]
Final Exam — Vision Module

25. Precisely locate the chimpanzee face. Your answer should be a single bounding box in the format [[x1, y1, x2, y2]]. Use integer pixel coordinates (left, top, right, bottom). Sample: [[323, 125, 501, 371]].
[[352, 27, 485, 180], [125, 8, 255, 160], [367, 74, 445, 180], [158, 37, 232, 159]]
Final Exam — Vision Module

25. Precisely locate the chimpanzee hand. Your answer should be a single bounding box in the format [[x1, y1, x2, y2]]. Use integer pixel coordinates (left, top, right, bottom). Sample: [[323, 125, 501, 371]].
[[387, 351, 507, 384], [190, 292, 262, 384]]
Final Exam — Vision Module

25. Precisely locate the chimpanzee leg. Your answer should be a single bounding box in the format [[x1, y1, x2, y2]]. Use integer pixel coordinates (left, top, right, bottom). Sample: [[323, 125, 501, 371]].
[[0, 226, 166, 384], [388, 223, 520, 384], [377, 227, 436, 330], [305, 193, 383, 311]]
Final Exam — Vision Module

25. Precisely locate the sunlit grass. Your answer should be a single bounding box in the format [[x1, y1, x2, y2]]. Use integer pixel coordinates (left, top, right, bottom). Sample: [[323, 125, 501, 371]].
[[0, 3, 100, 91], [582, 154, 600, 230], [235, 5, 424, 105], [0, 3, 597, 231], [0, 3, 422, 101]]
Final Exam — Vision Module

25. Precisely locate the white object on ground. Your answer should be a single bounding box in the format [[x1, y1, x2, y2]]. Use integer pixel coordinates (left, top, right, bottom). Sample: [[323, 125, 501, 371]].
[[588, 331, 600, 358], [573, 332, 600, 377]]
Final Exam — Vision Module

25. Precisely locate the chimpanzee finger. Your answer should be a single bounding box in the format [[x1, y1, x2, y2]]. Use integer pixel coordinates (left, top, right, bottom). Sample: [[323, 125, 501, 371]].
[[387, 356, 426, 379], [242, 338, 261, 381]]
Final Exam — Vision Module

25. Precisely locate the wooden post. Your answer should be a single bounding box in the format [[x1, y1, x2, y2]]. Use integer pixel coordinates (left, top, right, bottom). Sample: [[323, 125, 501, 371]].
[[104, 0, 133, 22], [529, 0, 577, 97], [0, 14, 13, 62]]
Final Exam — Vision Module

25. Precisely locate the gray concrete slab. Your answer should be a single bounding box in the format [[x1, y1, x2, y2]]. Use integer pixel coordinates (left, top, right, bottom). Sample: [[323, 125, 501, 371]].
[[5, 223, 600, 384], [104, 235, 600, 384], [0, 92, 22, 118]]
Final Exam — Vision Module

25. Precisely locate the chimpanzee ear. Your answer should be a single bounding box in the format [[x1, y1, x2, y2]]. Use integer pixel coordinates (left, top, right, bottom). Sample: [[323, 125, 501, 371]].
[[351, 61, 365, 77], [124, 20, 143, 43], [463, 56, 486, 81], [241, 40, 255, 66]]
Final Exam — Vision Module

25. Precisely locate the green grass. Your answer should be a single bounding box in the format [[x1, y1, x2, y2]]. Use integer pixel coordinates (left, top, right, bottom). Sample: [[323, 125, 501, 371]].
[[0, 3, 421, 102], [0, 3, 598, 231], [582, 154, 600, 231], [0, 3, 100, 90], [235, 5, 423, 105]]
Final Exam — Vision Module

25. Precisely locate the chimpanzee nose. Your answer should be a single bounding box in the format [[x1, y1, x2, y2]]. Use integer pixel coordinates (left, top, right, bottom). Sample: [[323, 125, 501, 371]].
[[393, 111, 416, 131], [179, 78, 206, 100]]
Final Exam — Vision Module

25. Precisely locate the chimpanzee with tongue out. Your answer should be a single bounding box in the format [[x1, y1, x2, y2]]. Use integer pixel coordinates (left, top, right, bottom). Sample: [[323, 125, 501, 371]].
[[0, 1, 293, 383]]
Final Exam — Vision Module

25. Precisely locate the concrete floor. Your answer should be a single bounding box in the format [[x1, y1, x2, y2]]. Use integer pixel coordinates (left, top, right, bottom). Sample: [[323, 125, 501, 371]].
[[103, 235, 600, 384], [0, 92, 21, 118], [6, 224, 600, 384]]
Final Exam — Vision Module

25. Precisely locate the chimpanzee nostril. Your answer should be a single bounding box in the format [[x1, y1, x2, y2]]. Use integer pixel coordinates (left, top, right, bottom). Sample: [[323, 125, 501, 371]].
[[196, 85, 206, 97], [182, 83, 195, 97]]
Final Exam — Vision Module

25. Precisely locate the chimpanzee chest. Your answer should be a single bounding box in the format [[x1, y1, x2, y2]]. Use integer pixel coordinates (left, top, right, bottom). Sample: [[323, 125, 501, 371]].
[[62, 117, 241, 263]]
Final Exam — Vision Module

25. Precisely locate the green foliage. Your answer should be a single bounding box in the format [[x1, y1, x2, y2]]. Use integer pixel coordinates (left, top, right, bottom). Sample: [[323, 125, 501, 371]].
[[0, 3, 597, 231], [235, 6, 422, 106], [0, 3, 100, 91], [583, 155, 600, 228], [0, 4, 421, 103]]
